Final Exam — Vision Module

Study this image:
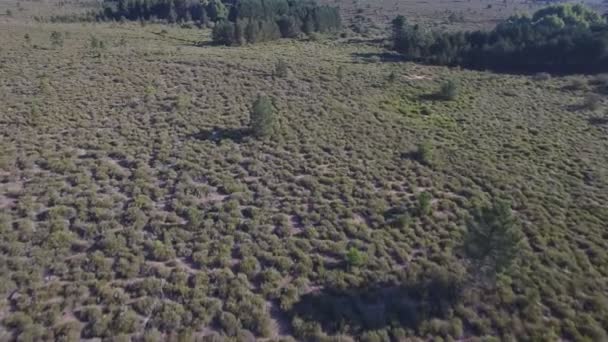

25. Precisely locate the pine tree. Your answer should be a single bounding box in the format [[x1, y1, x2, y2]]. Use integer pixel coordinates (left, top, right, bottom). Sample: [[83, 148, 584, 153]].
[[249, 95, 275, 138], [212, 21, 235, 45], [463, 201, 523, 280]]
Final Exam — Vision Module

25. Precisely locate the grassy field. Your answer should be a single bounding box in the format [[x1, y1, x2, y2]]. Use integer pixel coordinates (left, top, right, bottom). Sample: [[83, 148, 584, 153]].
[[1, 0, 608, 341]]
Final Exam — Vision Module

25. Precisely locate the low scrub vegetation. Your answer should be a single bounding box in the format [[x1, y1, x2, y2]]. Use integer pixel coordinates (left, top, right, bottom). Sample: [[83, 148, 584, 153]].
[[1, 0, 608, 341]]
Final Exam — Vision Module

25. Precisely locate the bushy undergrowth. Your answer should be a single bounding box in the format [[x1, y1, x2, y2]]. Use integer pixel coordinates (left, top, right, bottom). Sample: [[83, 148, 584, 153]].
[[1, 5, 608, 341]]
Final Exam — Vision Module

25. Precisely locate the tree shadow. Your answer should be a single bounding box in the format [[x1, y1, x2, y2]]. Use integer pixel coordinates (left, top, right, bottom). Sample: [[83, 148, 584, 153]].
[[418, 93, 444, 101], [351, 52, 407, 64], [187, 127, 250, 143], [588, 116, 608, 126], [343, 37, 385, 45], [565, 103, 588, 112], [149, 30, 197, 44], [287, 272, 463, 335]]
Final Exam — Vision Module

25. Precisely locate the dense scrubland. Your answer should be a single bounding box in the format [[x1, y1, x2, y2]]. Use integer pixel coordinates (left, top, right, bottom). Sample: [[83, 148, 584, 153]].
[[1, 0, 608, 341]]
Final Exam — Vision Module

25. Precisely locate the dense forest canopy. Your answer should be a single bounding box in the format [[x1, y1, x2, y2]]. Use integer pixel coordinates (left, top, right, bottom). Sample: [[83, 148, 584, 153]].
[[97, 0, 340, 44], [392, 4, 608, 73]]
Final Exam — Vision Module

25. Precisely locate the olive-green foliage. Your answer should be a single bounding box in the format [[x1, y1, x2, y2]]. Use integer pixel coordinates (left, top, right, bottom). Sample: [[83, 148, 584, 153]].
[[89, 35, 104, 50], [213, 19, 281, 45], [464, 201, 523, 278], [336, 65, 345, 82], [50, 31, 63, 48], [393, 4, 608, 73], [249, 95, 275, 138], [210, 0, 340, 44], [274, 59, 288, 78], [417, 192, 432, 216], [583, 93, 602, 111], [212, 21, 236, 46], [416, 141, 434, 165], [345, 247, 366, 268], [438, 80, 458, 100], [2, 12, 608, 341], [277, 15, 299, 38]]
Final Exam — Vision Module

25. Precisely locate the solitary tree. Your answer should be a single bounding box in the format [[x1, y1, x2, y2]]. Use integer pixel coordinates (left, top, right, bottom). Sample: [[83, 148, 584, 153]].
[[50, 31, 63, 48], [417, 191, 432, 216], [391, 15, 406, 39], [274, 59, 288, 78], [250, 95, 275, 138], [463, 200, 523, 281], [438, 79, 458, 100]]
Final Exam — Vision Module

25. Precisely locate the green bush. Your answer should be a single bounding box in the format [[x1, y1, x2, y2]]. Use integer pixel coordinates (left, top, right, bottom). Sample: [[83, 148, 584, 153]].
[[464, 200, 524, 279], [50, 31, 63, 48], [416, 141, 434, 165], [219, 311, 240, 336], [274, 59, 289, 78], [438, 80, 458, 100], [417, 192, 432, 216], [212, 21, 236, 45], [583, 94, 601, 111], [249, 95, 275, 138], [277, 15, 300, 38], [345, 247, 367, 269]]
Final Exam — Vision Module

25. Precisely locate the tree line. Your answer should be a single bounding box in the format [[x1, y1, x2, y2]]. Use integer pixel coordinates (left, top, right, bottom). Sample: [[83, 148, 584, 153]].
[[211, 0, 341, 45], [97, 0, 341, 45], [392, 4, 608, 73], [98, 0, 227, 23]]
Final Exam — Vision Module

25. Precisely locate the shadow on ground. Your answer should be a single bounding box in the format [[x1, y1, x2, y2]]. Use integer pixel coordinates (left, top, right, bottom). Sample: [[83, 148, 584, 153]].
[[589, 116, 608, 126], [351, 52, 407, 64], [188, 127, 250, 143], [286, 273, 463, 335]]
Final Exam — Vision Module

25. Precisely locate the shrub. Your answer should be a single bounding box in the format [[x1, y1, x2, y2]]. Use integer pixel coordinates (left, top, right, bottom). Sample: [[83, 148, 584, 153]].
[[238, 256, 260, 277], [566, 78, 587, 91], [89, 35, 104, 50], [218, 312, 240, 336], [583, 94, 602, 111], [438, 80, 458, 100], [249, 95, 275, 138], [337, 65, 345, 81], [274, 59, 289, 78], [345, 247, 367, 269], [416, 141, 434, 165], [277, 15, 299, 38], [533, 72, 551, 81], [463, 201, 523, 279], [417, 192, 432, 216], [244, 20, 258, 43], [257, 19, 281, 42], [50, 31, 63, 48], [212, 21, 236, 45]]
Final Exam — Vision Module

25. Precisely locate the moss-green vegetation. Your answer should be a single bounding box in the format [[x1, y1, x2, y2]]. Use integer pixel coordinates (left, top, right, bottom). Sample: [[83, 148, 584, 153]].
[[1, 0, 608, 340]]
